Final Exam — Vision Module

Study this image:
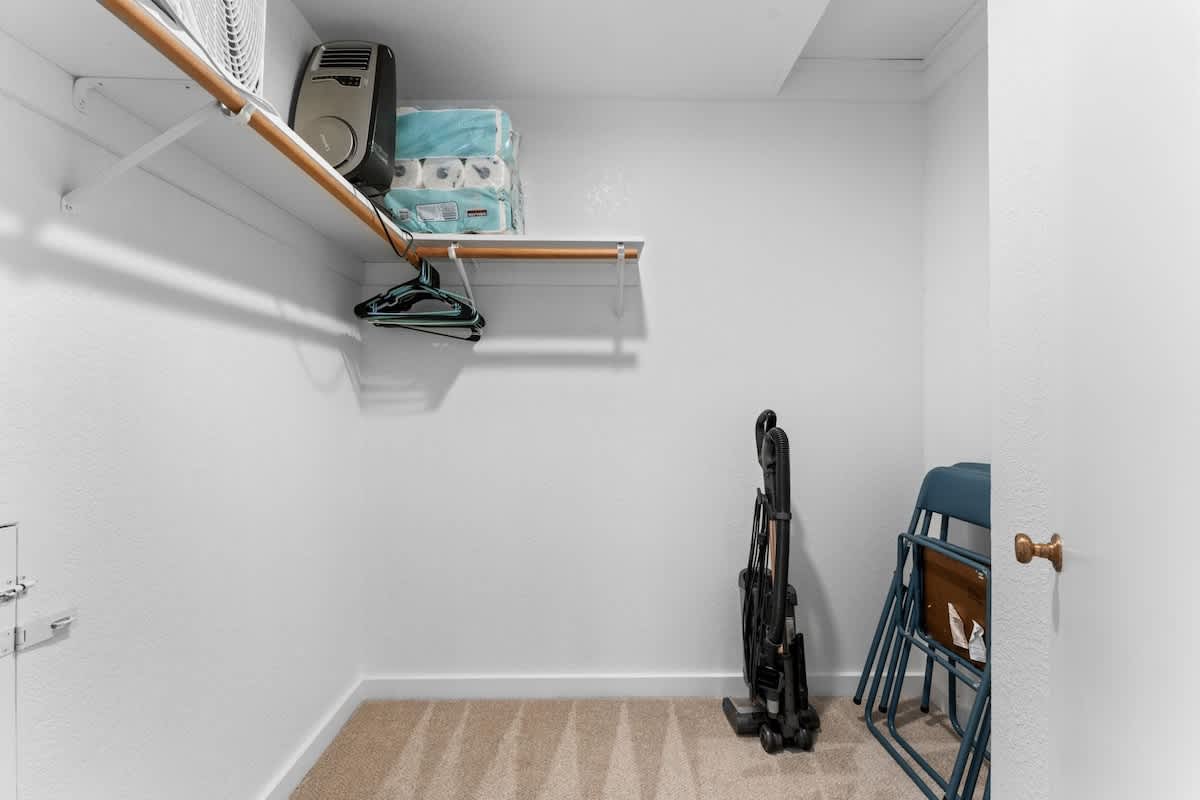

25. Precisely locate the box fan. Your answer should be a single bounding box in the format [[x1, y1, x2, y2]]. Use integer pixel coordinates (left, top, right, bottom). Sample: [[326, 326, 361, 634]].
[[149, 0, 268, 95]]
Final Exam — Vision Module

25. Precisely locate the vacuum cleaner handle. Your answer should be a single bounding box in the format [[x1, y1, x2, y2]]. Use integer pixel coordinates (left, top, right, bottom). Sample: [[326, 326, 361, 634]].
[[755, 409, 777, 467]]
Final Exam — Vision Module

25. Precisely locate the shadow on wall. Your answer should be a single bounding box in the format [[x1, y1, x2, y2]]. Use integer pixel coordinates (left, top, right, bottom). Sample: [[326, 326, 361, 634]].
[[348, 275, 647, 415], [0, 200, 646, 415], [789, 516, 839, 675], [0, 201, 366, 397]]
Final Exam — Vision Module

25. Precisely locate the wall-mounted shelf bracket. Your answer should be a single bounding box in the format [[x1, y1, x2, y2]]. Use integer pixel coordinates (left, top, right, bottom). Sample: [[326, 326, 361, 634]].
[[0, 609, 77, 660], [72, 76, 197, 114], [61, 99, 225, 213], [615, 242, 627, 318], [14, 609, 77, 654], [446, 242, 477, 306]]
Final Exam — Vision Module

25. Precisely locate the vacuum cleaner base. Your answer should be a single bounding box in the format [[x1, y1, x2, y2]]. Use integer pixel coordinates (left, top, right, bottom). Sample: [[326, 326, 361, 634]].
[[723, 696, 821, 752], [722, 696, 768, 736]]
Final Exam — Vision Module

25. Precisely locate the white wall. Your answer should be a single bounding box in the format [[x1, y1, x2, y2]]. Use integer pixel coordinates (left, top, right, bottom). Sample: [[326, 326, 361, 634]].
[[357, 99, 926, 693], [0, 11, 368, 800], [922, 50, 990, 557], [923, 53, 989, 470]]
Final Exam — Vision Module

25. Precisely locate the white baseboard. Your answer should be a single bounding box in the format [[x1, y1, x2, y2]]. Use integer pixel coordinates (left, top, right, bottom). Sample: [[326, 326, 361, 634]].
[[259, 677, 367, 800], [262, 669, 926, 798], [359, 670, 924, 700]]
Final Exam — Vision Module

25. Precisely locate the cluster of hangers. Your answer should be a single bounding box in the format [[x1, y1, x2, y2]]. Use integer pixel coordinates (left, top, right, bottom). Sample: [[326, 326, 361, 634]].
[[354, 201, 486, 341], [354, 258, 485, 341]]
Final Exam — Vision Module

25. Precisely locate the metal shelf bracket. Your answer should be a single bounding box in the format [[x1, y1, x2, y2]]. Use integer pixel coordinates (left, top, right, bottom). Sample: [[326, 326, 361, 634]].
[[447, 242, 477, 306], [72, 76, 198, 114], [61, 88, 232, 214], [615, 242, 627, 318]]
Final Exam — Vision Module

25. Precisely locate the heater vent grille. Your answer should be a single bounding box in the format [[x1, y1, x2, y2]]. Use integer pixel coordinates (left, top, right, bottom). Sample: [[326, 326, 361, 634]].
[[318, 46, 373, 70]]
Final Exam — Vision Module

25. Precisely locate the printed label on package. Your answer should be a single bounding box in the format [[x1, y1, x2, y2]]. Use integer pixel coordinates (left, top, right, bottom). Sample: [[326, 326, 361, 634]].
[[416, 202, 459, 222]]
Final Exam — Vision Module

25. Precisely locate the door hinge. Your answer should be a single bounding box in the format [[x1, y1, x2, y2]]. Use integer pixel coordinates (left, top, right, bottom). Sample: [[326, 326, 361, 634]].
[[0, 610, 77, 658]]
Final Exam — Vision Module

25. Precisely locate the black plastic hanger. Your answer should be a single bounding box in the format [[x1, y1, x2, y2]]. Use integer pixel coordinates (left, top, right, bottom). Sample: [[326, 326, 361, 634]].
[[354, 259, 486, 341]]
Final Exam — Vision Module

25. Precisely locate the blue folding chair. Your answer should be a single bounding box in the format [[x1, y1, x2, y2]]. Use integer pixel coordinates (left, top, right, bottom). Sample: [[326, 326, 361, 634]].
[[853, 464, 991, 799], [853, 463, 990, 719], [868, 527, 988, 796]]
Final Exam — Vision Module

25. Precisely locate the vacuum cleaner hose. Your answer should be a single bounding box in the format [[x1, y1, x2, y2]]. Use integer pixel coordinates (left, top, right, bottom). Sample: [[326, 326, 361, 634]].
[[760, 426, 791, 645]]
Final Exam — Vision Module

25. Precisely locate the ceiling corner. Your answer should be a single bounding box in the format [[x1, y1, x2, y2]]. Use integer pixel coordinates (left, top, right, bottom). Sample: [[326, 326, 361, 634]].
[[771, 0, 836, 95]]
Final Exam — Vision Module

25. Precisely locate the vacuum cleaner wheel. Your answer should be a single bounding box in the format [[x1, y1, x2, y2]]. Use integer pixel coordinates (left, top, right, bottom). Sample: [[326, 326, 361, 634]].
[[759, 723, 784, 754]]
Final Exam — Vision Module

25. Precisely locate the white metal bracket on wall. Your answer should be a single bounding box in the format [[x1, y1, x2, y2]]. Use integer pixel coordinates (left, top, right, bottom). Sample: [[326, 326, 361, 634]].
[[72, 77, 197, 115], [615, 243, 627, 318], [61, 99, 223, 213], [446, 242, 477, 306], [14, 609, 77, 653], [62, 77, 258, 214], [0, 610, 77, 658]]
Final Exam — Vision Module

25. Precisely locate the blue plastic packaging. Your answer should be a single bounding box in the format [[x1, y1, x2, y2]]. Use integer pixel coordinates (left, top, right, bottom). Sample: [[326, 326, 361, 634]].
[[394, 108, 518, 164]]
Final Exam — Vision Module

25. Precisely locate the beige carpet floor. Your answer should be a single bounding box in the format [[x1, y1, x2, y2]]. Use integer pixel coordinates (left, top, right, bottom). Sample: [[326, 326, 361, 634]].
[[292, 697, 988, 800]]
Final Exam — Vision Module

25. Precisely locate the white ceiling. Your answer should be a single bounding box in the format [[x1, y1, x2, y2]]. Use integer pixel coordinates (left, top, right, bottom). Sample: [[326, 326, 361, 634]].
[[290, 0, 831, 99], [0, 0, 980, 105], [801, 0, 978, 60]]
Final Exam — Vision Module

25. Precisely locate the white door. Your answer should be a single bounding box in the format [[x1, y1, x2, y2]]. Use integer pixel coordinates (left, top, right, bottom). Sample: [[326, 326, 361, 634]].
[[990, 1, 1200, 798], [0, 524, 15, 800]]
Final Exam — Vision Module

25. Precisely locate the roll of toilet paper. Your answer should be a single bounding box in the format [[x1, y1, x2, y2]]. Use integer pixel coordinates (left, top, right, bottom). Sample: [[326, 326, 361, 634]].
[[391, 159, 423, 189], [462, 156, 510, 191], [422, 157, 465, 190]]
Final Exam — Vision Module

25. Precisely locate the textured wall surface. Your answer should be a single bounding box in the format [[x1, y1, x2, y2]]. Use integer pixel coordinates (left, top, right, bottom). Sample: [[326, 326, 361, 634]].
[[0, 8, 370, 799], [988, 3, 1060, 797], [992, 2, 1200, 798], [357, 99, 927, 692]]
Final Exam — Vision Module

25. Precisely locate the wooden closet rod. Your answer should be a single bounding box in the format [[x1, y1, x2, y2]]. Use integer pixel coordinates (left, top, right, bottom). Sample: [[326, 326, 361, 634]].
[[413, 246, 640, 261], [99, 0, 423, 268]]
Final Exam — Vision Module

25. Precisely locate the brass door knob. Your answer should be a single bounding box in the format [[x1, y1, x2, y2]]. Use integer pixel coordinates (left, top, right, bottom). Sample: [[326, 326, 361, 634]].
[[1014, 533, 1063, 572]]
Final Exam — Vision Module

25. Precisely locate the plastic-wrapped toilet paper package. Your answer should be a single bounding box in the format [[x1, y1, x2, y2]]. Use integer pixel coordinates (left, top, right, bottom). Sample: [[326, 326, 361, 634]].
[[422, 157, 465, 190], [390, 159, 422, 189], [463, 156, 510, 190], [384, 188, 513, 235], [388, 106, 524, 234], [394, 108, 518, 163], [509, 175, 526, 234]]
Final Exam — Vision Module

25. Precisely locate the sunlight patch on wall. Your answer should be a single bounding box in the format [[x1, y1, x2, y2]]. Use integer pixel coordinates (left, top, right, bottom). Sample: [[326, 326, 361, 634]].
[[0, 208, 25, 238], [34, 221, 359, 341]]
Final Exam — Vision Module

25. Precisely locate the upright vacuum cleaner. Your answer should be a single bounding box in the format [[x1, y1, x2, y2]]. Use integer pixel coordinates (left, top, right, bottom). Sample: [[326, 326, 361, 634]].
[[723, 410, 821, 753]]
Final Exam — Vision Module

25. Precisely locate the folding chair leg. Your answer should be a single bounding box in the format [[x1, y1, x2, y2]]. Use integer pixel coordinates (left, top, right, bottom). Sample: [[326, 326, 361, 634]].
[[925, 514, 950, 715], [863, 618, 901, 721], [878, 583, 915, 712], [859, 513, 931, 704], [946, 670, 990, 800], [948, 664, 970, 738], [884, 604, 919, 738], [862, 572, 912, 720], [854, 571, 901, 704], [920, 654, 935, 713], [864, 606, 942, 800], [963, 701, 991, 800]]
